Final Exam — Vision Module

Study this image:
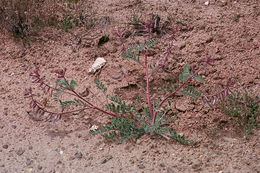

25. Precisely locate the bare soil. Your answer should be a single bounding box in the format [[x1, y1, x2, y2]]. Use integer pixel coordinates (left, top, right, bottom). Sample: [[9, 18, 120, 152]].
[[0, 0, 259, 173]]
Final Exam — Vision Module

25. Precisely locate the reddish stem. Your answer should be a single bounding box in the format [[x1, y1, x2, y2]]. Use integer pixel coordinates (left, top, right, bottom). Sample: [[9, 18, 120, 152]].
[[65, 81, 120, 117], [32, 97, 91, 115], [144, 56, 155, 124], [159, 78, 192, 107]]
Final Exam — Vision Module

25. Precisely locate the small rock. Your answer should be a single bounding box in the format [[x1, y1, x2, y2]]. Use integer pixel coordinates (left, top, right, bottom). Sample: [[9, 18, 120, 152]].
[[192, 164, 200, 169], [37, 166, 43, 170], [74, 152, 83, 159], [177, 158, 184, 162], [99, 155, 113, 164], [28, 146, 33, 150], [26, 158, 33, 166], [26, 168, 33, 172], [88, 57, 106, 73], [219, 0, 227, 6], [179, 42, 186, 50], [2, 145, 8, 149], [136, 139, 141, 145], [167, 168, 175, 173], [204, 1, 209, 5], [159, 163, 166, 167], [192, 162, 202, 171], [59, 150, 64, 155], [16, 148, 25, 156], [89, 125, 99, 131], [114, 140, 123, 145], [138, 164, 145, 169], [11, 125, 17, 129]]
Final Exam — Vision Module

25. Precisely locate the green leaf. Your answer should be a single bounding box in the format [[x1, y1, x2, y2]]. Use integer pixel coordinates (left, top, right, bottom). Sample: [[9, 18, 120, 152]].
[[69, 80, 77, 90], [168, 129, 194, 145], [136, 96, 142, 103], [59, 100, 75, 108], [53, 87, 65, 101], [59, 99, 84, 108], [179, 65, 191, 82], [89, 117, 145, 141], [56, 78, 70, 88], [110, 96, 124, 105], [94, 78, 107, 92], [144, 38, 156, 48], [144, 106, 150, 118], [101, 131, 118, 139], [181, 86, 201, 98], [106, 103, 117, 112], [191, 74, 204, 82], [121, 47, 139, 61], [56, 79, 77, 90], [121, 38, 156, 61]]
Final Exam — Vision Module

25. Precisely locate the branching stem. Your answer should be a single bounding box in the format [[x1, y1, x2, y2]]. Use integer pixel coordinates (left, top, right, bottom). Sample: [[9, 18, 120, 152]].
[[144, 55, 155, 124], [159, 78, 192, 107], [63, 77, 121, 117]]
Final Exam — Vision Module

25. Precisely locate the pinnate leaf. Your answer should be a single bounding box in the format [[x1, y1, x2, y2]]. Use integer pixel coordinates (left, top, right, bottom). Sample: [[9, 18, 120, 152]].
[[94, 78, 107, 92], [179, 65, 191, 82]]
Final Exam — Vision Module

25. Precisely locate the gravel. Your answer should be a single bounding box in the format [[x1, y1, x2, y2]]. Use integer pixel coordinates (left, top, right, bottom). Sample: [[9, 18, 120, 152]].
[[16, 148, 25, 156]]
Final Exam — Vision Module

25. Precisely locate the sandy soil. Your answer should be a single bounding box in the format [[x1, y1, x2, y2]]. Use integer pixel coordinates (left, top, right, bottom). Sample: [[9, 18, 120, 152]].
[[0, 0, 259, 173]]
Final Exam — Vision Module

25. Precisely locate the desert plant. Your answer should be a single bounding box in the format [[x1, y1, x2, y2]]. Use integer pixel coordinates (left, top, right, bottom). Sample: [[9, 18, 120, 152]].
[[90, 39, 203, 144], [59, 14, 74, 32], [25, 39, 218, 144], [0, 0, 32, 41], [127, 14, 161, 35], [219, 91, 259, 134]]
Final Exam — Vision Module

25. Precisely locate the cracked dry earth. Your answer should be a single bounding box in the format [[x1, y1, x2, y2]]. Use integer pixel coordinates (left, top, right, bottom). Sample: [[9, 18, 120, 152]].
[[0, 0, 259, 173]]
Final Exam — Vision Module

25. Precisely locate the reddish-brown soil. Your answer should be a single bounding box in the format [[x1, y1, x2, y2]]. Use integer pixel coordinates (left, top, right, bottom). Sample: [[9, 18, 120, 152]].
[[0, 0, 259, 173]]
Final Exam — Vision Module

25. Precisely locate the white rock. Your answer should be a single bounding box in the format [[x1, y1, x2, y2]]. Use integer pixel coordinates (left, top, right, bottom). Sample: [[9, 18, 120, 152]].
[[89, 125, 99, 131], [59, 150, 64, 155], [204, 1, 209, 5], [88, 57, 106, 73]]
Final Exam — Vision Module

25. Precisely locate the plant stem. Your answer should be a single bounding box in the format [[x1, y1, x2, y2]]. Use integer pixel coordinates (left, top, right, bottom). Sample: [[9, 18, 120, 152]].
[[65, 81, 120, 117], [35, 99, 91, 115], [144, 55, 155, 124], [159, 78, 191, 107], [72, 89, 120, 117]]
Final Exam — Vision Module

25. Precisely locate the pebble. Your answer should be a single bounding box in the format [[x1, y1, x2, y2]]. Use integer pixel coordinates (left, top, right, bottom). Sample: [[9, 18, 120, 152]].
[[11, 125, 17, 129], [26, 158, 33, 166], [138, 164, 145, 169], [16, 148, 25, 156], [74, 152, 83, 159], [28, 146, 33, 150], [167, 168, 175, 173], [2, 145, 8, 149], [192, 162, 202, 171], [159, 163, 166, 167], [136, 139, 141, 145], [99, 155, 113, 164]]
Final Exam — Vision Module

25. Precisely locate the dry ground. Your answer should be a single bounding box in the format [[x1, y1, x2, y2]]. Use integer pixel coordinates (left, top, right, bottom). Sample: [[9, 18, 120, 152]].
[[0, 0, 259, 173]]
